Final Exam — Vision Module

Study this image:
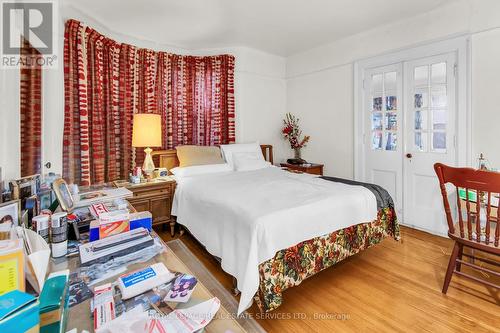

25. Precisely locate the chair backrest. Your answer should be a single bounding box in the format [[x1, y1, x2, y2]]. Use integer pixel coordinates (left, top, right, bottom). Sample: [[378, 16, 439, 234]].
[[434, 163, 500, 248]]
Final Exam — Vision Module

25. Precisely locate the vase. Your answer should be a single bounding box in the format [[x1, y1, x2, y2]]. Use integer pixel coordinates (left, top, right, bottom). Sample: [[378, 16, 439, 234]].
[[294, 147, 302, 159]]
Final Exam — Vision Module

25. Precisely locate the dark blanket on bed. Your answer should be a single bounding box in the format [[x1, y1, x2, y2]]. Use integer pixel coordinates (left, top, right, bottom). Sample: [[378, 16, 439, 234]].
[[320, 176, 394, 210]]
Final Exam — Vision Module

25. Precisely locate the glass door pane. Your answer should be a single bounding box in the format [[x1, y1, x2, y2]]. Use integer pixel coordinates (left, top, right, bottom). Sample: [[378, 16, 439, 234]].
[[411, 62, 447, 153], [369, 70, 399, 151]]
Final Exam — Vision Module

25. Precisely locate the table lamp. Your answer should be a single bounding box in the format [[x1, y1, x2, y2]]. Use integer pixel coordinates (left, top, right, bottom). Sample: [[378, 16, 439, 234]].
[[132, 113, 162, 177]]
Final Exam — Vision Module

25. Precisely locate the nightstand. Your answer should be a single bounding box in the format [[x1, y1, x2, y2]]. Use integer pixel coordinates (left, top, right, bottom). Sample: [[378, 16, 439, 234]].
[[114, 178, 177, 236], [280, 163, 324, 175]]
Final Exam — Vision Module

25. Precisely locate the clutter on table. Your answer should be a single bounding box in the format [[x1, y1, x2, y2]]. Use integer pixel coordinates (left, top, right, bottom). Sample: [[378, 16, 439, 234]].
[[0, 175, 219, 333]]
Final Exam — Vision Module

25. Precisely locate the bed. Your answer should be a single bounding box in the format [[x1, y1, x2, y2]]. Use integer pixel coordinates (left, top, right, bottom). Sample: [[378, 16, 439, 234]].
[[152, 144, 400, 315]]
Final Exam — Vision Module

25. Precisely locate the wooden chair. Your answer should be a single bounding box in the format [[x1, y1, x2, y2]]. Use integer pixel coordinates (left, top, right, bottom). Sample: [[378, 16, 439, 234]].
[[434, 163, 500, 293]]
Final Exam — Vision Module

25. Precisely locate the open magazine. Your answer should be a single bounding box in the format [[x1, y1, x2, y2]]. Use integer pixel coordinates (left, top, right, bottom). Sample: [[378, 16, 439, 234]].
[[96, 297, 221, 333], [75, 187, 132, 208]]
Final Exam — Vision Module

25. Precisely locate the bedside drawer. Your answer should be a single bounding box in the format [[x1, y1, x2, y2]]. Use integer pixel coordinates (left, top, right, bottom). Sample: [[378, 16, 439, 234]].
[[115, 179, 176, 233], [132, 187, 170, 198], [128, 198, 150, 212], [150, 196, 171, 225], [280, 163, 324, 176], [306, 166, 323, 175]]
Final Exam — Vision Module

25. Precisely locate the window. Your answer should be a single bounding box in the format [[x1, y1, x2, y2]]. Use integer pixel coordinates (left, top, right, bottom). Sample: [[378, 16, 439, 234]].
[[370, 71, 398, 151], [413, 62, 447, 153]]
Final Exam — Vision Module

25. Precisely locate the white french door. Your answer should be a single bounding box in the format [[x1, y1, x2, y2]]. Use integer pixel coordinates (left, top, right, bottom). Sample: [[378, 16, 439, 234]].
[[403, 53, 457, 235], [362, 52, 458, 235], [363, 64, 403, 216]]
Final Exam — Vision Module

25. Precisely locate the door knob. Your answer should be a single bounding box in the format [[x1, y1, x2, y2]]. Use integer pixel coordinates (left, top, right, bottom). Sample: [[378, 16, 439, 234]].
[[406, 153, 413, 159]]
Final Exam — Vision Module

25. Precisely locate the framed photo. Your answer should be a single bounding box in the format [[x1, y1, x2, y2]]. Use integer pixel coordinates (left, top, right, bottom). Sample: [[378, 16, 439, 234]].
[[38, 189, 53, 210], [0, 200, 20, 227], [25, 195, 39, 224], [52, 178, 74, 212], [9, 174, 41, 209]]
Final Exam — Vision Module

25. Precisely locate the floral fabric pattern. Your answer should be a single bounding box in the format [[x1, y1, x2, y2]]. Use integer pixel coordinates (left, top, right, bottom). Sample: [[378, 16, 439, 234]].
[[255, 207, 400, 312]]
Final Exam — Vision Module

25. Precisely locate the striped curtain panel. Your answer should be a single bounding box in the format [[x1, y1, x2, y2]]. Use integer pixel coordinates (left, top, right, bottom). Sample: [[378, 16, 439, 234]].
[[63, 19, 235, 185], [20, 38, 42, 177]]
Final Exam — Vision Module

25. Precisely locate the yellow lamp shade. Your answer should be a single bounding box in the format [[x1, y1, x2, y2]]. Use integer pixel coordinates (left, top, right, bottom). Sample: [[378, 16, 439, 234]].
[[132, 113, 162, 147]]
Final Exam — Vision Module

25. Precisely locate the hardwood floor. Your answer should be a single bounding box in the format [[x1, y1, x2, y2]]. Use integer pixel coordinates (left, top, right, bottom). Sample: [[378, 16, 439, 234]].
[[157, 226, 500, 333]]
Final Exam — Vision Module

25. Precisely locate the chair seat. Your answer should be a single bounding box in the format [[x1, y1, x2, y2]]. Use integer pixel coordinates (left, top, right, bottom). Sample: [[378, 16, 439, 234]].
[[451, 220, 498, 247]]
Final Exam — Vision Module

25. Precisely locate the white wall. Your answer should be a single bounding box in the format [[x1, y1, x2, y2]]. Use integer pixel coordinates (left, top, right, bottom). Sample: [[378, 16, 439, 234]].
[[235, 68, 288, 163], [0, 3, 287, 180], [0, 67, 20, 181], [287, 65, 353, 177], [471, 28, 500, 168], [286, 0, 500, 178]]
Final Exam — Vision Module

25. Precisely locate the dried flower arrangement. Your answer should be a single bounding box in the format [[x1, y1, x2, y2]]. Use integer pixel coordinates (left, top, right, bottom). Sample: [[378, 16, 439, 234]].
[[282, 113, 310, 150]]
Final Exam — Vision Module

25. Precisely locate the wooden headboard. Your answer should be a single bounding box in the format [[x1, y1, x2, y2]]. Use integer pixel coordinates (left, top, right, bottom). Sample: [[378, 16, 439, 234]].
[[151, 144, 273, 170], [151, 149, 179, 171], [260, 144, 273, 164]]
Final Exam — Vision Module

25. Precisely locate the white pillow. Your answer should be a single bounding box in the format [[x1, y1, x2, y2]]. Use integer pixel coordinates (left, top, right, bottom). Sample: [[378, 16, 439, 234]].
[[220, 142, 263, 168], [232, 152, 271, 171], [170, 163, 232, 178]]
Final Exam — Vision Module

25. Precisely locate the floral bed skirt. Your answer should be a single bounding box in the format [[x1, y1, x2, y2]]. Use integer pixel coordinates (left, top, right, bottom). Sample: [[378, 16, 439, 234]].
[[254, 207, 400, 312]]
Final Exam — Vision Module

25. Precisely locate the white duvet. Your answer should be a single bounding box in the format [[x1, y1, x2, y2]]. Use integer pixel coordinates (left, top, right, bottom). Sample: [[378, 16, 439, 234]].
[[171, 166, 377, 315]]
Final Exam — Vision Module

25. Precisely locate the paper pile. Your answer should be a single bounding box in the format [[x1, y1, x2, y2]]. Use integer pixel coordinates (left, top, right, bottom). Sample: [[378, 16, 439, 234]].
[[96, 297, 221, 333]]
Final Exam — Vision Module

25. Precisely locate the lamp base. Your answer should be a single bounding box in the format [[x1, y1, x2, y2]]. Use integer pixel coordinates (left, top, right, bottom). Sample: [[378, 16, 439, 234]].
[[143, 147, 155, 177]]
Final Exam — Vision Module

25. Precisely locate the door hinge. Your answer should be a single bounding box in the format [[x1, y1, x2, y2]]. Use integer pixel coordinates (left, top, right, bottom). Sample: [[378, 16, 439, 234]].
[[362, 79, 365, 89], [453, 63, 457, 77]]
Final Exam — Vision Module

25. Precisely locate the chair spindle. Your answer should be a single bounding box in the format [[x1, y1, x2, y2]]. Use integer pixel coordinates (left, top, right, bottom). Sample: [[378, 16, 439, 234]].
[[496, 198, 500, 247], [456, 187, 464, 238], [465, 188, 473, 240], [486, 192, 491, 245], [476, 191, 481, 243]]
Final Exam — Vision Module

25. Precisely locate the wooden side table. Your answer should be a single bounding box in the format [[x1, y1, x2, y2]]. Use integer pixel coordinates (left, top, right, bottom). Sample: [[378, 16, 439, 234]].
[[280, 162, 324, 175], [114, 178, 177, 236]]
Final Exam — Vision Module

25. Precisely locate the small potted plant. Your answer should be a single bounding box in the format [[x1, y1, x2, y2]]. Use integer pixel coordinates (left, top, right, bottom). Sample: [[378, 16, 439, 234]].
[[282, 113, 310, 163]]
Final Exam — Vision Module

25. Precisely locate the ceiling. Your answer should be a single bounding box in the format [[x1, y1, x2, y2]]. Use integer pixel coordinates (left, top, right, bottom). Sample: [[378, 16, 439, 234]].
[[64, 0, 457, 56]]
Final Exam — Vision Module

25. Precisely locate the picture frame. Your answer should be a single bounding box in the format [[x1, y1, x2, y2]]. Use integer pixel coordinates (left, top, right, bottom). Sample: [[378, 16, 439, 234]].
[[25, 195, 39, 224], [52, 178, 74, 212], [38, 188, 53, 210], [0, 200, 21, 227], [9, 174, 41, 209]]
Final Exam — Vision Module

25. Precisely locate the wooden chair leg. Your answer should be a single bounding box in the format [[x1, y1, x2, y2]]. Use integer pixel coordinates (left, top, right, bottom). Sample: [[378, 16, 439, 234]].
[[232, 276, 240, 296], [443, 242, 460, 294], [455, 244, 464, 272]]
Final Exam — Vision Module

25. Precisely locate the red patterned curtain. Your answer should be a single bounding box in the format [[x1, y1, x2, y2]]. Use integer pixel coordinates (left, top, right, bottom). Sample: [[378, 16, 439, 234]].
[[63, 19, 235, 185], [20, 38, 42, 177]]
